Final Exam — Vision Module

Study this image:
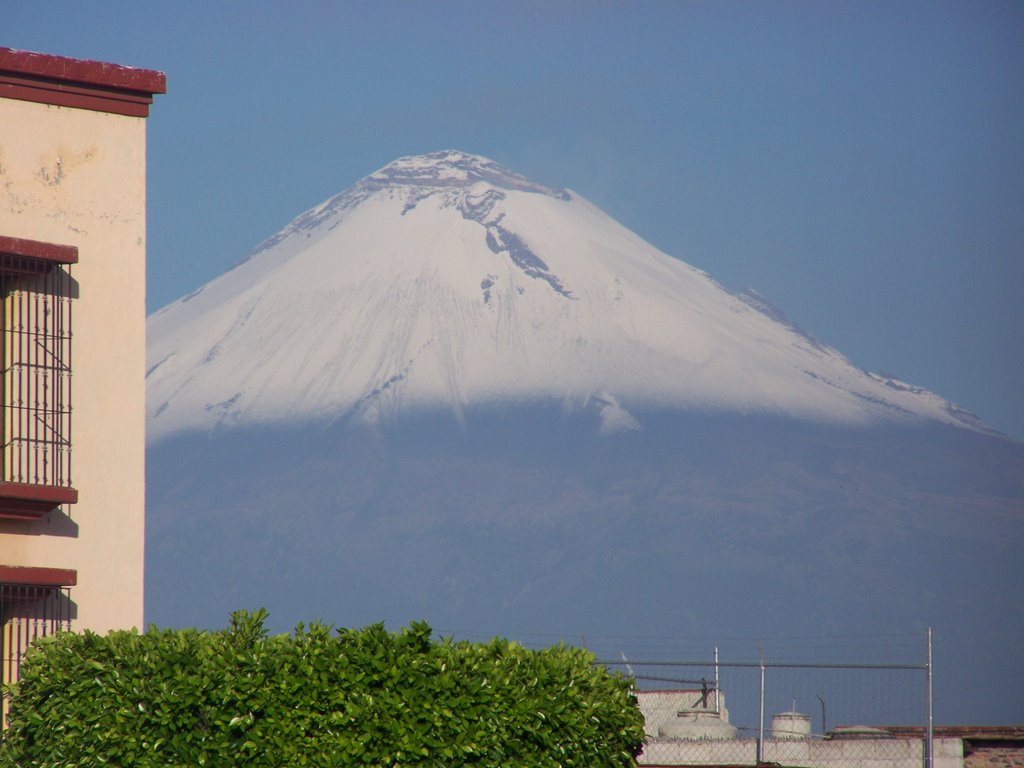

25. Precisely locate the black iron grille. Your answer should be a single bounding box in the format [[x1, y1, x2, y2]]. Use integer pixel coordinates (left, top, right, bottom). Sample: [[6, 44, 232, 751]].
[[1, 583, 72, 722], [0, 257, 73, 487]]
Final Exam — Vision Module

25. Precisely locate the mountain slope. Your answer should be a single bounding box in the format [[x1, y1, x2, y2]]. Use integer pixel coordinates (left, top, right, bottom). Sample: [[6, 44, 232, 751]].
[[145, 151, 1024, 725], [147, 150, 986, 442], [146, 411, 1024, 725]]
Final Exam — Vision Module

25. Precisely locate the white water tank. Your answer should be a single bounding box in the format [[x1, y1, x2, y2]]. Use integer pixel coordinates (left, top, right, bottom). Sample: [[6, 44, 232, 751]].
[[658, 712, 738, 740], [771, 711, 811, 739]]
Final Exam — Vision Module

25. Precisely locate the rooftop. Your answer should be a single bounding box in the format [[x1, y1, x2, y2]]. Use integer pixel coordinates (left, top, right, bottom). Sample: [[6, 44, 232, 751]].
[[0, 47, 165, 117]]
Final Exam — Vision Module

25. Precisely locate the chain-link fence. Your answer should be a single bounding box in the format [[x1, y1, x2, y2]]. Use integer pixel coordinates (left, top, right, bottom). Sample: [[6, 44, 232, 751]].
[[599, 633, 940, 768], [638, 731, 961, 768]]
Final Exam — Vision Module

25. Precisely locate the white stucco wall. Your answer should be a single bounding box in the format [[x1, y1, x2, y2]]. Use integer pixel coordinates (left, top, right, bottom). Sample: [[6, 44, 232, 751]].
[[637, 689, 736, 740]]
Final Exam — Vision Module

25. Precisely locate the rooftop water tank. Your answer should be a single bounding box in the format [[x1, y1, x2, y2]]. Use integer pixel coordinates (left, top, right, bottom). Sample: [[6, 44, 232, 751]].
[[771, 711, 811, 739], [658, 712, 739, 740]]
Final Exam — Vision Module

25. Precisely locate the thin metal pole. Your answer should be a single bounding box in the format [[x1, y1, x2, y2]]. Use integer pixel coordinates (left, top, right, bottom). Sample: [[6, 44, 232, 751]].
[[926, 627, 934, 768], [44, 272, 52, 485], [0, 276, 5, 483], [66, 269, 72, 486], [714, 646, 720, 715], [18, 286, 25, 482], [16, 287, 23, 482], [31, 283, 39, 484], [758, 645, 765, 764]]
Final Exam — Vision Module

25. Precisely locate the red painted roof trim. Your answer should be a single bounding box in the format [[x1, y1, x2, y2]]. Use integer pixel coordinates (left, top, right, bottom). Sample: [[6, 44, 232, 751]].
[[0, 564, 77, 588], [0, 47, 165, 117], [0, 47, 165, 95], [0, 235, 78, 265]]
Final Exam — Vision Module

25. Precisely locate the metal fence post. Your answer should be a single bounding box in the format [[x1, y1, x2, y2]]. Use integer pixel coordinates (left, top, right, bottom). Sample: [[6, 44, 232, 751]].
[[757, 648, 765, 764], [926, 628, 934, 768]]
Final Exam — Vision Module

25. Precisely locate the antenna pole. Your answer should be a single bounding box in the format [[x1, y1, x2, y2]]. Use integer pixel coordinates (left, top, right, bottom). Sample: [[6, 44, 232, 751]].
[[714, 646, 720, 715]]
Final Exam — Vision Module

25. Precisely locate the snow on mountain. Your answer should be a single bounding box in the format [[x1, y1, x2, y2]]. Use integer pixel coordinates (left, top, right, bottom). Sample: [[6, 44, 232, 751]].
[[144, 151, 1024, 725], [146, 150, 986, 442]]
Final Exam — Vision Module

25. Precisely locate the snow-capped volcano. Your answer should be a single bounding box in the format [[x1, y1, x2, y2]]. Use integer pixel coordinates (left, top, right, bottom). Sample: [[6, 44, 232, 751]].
[[145, 151, 1024, 726], [147, 150, 982, 442]]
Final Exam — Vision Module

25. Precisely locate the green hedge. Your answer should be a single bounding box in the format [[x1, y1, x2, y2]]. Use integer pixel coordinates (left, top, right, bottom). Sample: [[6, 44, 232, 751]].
[[1, 610, 643, 767]]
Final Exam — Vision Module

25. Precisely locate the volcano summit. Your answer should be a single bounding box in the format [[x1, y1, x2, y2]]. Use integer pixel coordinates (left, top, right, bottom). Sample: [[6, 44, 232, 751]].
[[146, 151, 1024, 725], [147, 150, 985, 441]]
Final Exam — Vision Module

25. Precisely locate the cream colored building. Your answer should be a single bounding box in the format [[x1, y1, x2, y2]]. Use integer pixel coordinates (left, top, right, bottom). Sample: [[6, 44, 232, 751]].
[[0, 48, 164, 704]]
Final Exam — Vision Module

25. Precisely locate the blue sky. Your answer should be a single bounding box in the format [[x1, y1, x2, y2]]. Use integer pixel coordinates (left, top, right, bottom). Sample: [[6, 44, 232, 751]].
[[6, 1, 1023, 440]]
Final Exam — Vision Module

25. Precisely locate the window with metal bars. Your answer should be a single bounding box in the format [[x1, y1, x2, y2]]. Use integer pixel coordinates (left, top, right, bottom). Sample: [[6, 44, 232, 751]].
[[0, 582, 72, 726], [0, 237, 77, 520]]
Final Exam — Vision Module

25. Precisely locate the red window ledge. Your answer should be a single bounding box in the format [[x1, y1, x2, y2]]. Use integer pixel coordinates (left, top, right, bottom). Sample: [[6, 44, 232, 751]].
[[0, 234, 78, 264], [0, 483, 78, 521], [0, 564, 76, 588]]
